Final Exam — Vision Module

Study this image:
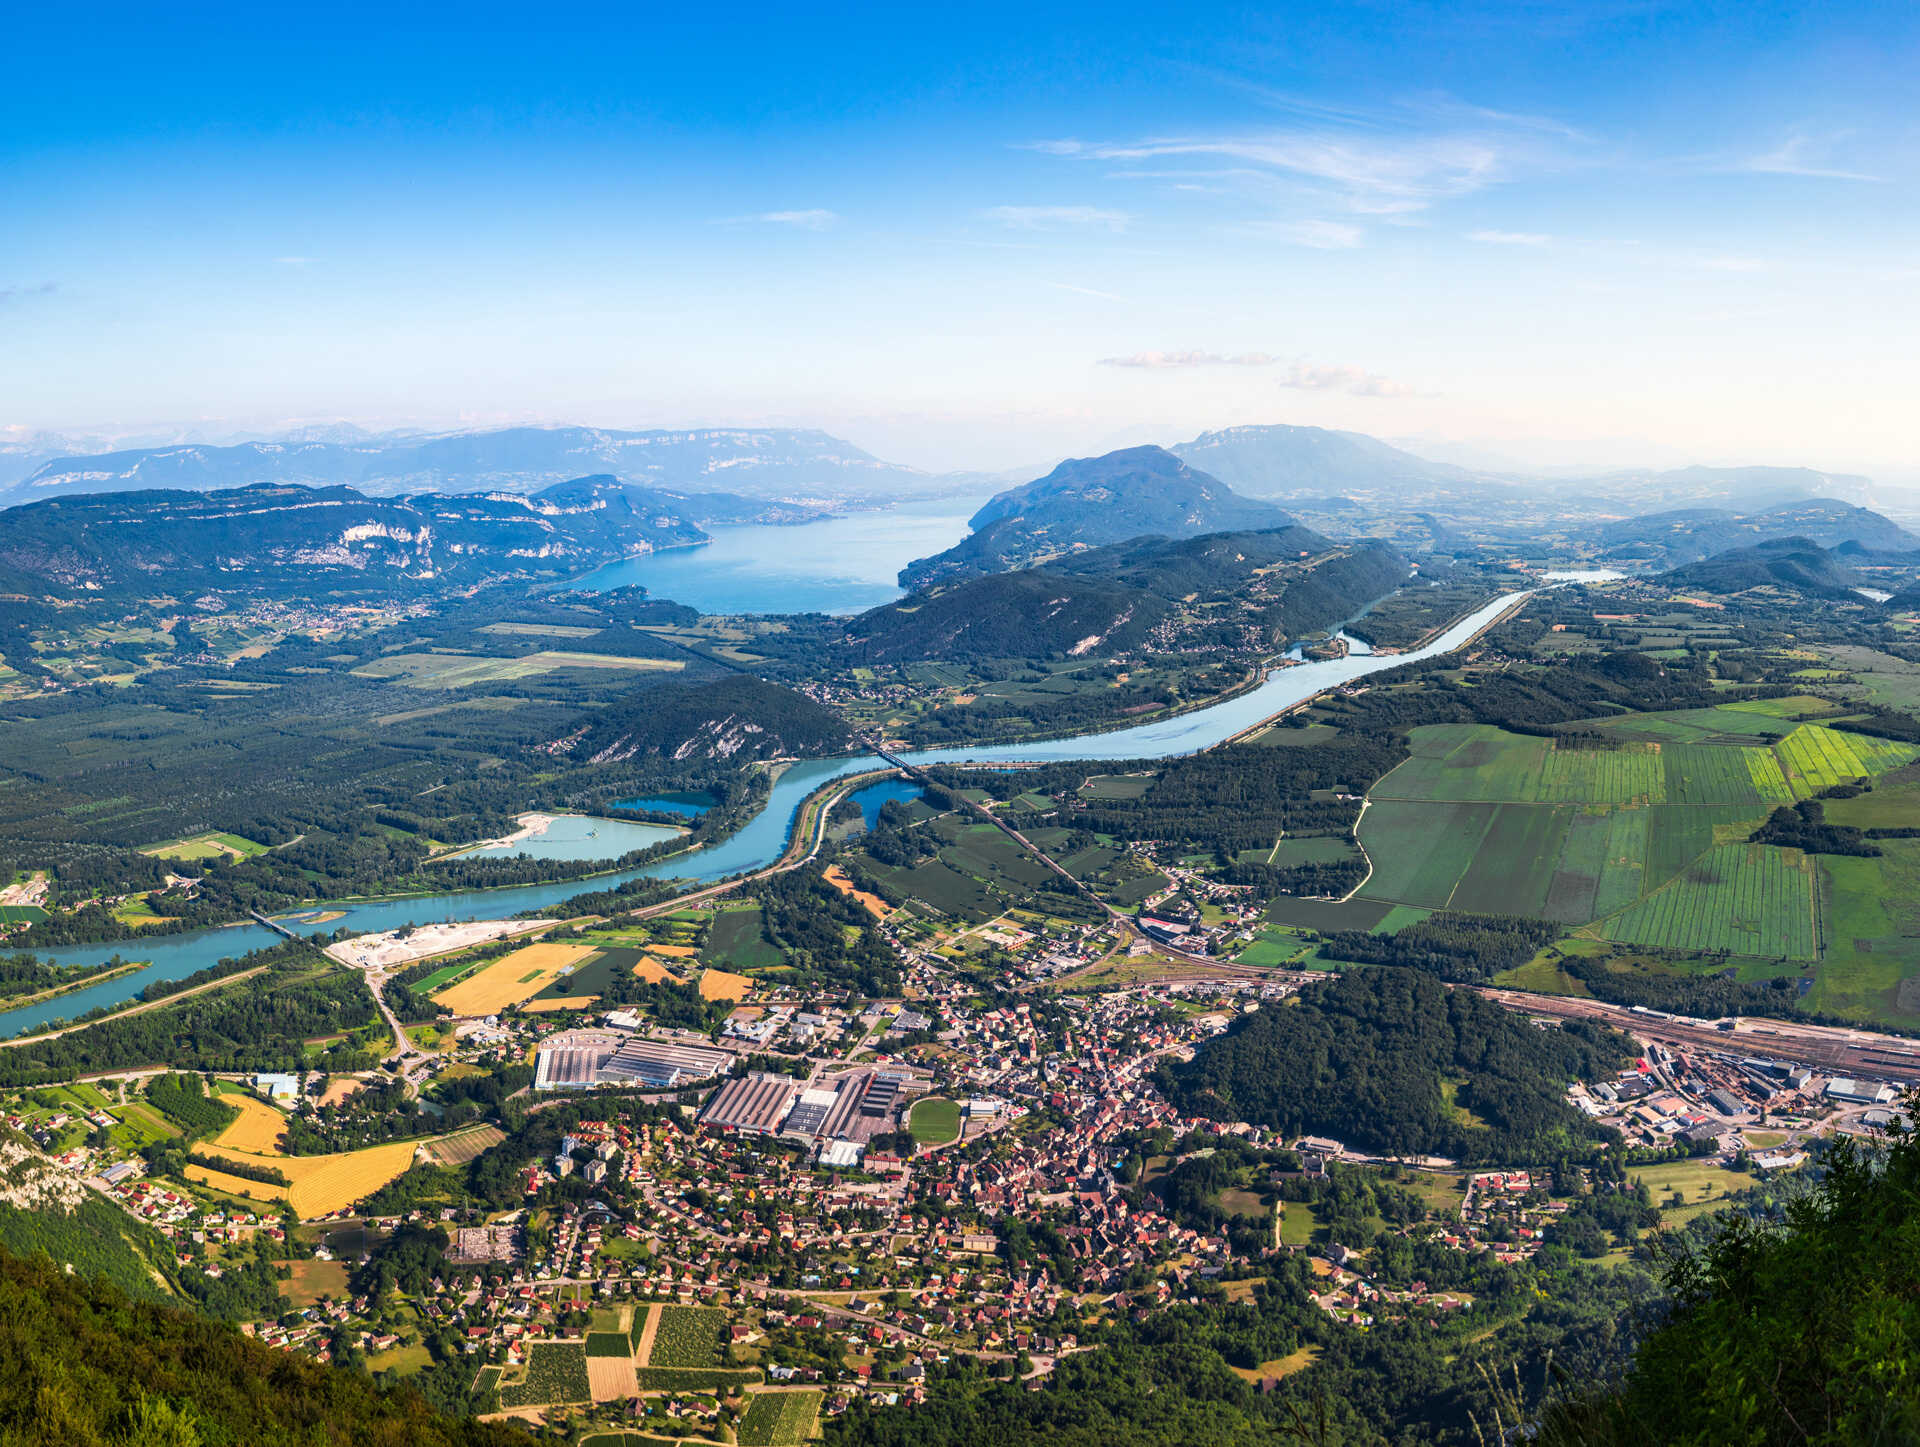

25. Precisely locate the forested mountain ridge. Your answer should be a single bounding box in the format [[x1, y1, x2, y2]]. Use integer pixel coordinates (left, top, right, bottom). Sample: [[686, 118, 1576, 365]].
[[551, 674, 853, 763], [0, 476, 726, 597], [0, 1247, 522, 1446], [4, 423, 926, 504], [1655, 537, 1870, 600], [844, 525, 1407, 663], [1596, 497, 1914, 567], [899, 446, 1289, 588]]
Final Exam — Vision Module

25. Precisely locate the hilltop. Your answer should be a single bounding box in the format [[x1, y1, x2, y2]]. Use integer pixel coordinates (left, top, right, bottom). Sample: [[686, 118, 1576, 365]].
[[846, 524, 1404, 663], [1656, 537, 1867, 599], [4, 423, 926, 506], [899, 446, 1289, 588], [551, 673, 853, 763], [1169, 423, 1475, 498]]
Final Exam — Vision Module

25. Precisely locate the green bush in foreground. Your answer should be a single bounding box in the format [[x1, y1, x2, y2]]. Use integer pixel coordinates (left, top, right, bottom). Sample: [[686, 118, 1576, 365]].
[[1539, 1129, 1920, 1445]]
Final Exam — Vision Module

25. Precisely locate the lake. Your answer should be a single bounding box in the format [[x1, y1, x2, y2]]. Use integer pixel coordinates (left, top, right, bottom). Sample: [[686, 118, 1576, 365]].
[[570, 492, 992, 615], [435, 814, 681, 863], [843, 777, 927, 828]]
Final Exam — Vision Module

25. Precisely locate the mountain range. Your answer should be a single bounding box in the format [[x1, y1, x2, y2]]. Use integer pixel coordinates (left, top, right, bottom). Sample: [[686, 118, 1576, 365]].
[[898, 446, 1290, 588], [0, 475, 773, 597], [1167, 424, 1476, 498], [2, 425, 928, 507], [1597, 499, 1917, 568]]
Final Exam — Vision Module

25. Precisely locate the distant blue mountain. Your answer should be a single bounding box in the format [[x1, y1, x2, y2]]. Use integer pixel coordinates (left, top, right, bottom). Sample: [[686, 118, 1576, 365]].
[[4, 425, 927, 506]]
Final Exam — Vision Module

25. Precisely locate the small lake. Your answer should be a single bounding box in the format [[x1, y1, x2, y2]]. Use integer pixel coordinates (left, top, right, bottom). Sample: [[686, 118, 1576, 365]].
[[436, 814, 681, 863], [1544, 569, 1628, 583], [842, 777, 928, 828], [571, 492, 992, 615]]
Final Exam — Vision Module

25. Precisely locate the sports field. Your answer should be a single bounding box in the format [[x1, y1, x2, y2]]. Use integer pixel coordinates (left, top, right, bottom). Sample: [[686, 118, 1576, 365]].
[[908, 1097, 962, 1145], [430, 941, 597, 1014]]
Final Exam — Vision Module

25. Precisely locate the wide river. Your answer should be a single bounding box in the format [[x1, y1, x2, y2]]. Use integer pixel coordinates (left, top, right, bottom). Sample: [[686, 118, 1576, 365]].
[[0, 588, 1532, 1037]]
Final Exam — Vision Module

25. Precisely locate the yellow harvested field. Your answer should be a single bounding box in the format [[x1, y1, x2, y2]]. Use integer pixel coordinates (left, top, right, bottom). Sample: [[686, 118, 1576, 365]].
[[635, 956, 681, 983], [317, 1077, 364, 1108], [824, 864, 890, 919], [698, 969, 754, 1002], [200, 1139, 424, 1218], [186, 1162, 286, 1205], [431, 941, 597, 1015], [588, 1357, 640, 1401], [520, 995, 598, 1012], [649, 943, 699, 958], [212, 1094, 291, 1154]]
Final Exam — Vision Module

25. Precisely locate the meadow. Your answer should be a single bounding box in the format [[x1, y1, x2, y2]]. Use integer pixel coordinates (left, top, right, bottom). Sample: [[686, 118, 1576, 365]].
[[701, 906, 786, 969]]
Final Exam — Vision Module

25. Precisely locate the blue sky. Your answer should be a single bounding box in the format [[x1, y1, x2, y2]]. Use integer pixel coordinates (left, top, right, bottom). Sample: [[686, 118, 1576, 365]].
[[4, 1, 1917, 475]]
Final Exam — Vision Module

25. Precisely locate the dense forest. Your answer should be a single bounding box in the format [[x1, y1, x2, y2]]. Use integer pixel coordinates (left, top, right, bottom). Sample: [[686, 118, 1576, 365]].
[[1158, 969, 1633, 1162], [0, 1247, 526, 1446], [1316, 914, 1565, 981]]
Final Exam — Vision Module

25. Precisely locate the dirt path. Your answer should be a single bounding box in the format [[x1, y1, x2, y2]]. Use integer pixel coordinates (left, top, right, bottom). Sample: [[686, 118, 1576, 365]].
[[632, 1302, 662, 1365]]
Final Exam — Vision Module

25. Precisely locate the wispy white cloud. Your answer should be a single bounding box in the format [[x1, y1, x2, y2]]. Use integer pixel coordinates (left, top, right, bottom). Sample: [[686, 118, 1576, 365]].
[[1700, 255, 1767, 273], [274, 256, 314, 266], [1099, 350, 1280, 368], [0, 281, 56, 304], [1249, 219, 1364, 249], [1744, 134, 1881, 183], [1469, 229, 1550, 245], [1031, 120, 1556, 217], [1046, 280, 1128, 302], [733, 209, 839, 230], [983, 205, 1131, 231], [1098, 351, 1413, 396]]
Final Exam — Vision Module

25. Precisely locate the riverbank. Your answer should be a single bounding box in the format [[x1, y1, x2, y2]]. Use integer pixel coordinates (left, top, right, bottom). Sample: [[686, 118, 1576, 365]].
[[0, 965, 269, 1049], [0, 961, 145, 1015]]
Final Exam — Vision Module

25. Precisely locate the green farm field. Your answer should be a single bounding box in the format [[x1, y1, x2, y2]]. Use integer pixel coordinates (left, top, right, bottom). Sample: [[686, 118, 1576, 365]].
[[1601, 843, 1817, 961], [702, 907, 785, 970], [737, 1389, 823, 1446]]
